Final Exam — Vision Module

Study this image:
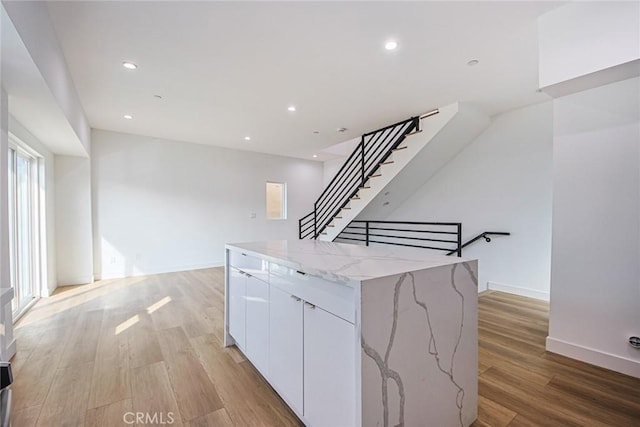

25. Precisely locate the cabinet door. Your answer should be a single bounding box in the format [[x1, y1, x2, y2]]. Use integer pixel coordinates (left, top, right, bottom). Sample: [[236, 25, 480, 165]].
[[228, 267, 246, 350], [245, 275, 270, 374], [269, 286, 303, 414], [304, 304, 356, 427]]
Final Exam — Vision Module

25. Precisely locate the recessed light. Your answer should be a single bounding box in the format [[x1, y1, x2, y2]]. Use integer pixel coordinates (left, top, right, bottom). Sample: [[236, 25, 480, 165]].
[[288, 105, 297, 112], [337, 127, 347, 133], [312, 154, 318, 158], [313, 130, 320, 134], [154, 94, 163, 99], [122, 61, 138, 70], [384, 40, 398, 51], [244, 136, 251, 141], [467, 59, 479, 66], [123, 114, 133, 120]]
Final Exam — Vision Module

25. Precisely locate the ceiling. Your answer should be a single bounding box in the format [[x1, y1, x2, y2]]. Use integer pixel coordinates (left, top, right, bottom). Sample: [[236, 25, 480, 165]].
[[1, 5, 86, 156], [46, 1, 562, 160]]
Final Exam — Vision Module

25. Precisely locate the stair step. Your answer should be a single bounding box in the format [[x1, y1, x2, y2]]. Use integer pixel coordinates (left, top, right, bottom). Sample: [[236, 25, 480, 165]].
[[351, 196, 360, 200], [334, 216, 343, 219], [392, 146, 408, 152], [327, 224, 335, 227], [405, 130, 423, 136], [358, 186, 371, 190], [341, 207, 352, 210], [370, 173, 382, 178], [321, 232, 327, 235], [381, 160, 395, 165]]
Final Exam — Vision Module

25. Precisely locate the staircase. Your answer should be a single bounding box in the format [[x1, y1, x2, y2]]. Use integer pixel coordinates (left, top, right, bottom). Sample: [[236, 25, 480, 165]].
[[299, 102, 489, 241]]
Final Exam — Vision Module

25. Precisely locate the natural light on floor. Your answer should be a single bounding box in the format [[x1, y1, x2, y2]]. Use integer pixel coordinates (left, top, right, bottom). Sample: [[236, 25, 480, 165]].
[[146, 296, 172, 314], [115, 314, 139, 335]]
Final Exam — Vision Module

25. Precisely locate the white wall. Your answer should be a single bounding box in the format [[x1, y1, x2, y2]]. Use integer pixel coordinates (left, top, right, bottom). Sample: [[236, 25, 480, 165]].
[[538, 1, 640, 89], [55, 155, 93, 285], [547, 77, 640, 378], [91, 129, 324, 280], [323, 157, 345, 188], [9, 116, 57, 295], [384, 102, 553, 299]]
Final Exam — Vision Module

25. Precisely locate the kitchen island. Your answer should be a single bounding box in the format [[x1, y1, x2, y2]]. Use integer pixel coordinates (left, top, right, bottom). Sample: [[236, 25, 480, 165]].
[[224, 240, 478, 427]]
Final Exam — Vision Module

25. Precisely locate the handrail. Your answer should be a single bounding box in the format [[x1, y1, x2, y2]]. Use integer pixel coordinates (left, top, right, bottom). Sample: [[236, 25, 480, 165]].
[[335, 220, 463, 256], [299, 115, 424, 239], [446, 232, 510, 255], [333, 222, 510, 257]]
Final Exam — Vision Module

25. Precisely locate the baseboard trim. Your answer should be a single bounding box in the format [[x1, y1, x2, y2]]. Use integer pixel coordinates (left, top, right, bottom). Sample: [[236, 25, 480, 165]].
[[98, 261, 224, 281], [487, 281, 549, 301], [546, 336, 640, 378], [57, 275, 94, 286]]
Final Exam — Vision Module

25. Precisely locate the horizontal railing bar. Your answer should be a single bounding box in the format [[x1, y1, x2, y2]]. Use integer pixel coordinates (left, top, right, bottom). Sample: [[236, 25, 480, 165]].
[[343, 226, 459, 235], [367, 240, 451, 251], [362, 117, 418, 137], [364, 234, 458, 244], [351, 220, 461, 226]]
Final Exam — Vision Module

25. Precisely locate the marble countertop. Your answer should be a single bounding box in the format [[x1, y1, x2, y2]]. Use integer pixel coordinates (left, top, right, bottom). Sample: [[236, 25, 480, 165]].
[[226, 240, 473, 286]]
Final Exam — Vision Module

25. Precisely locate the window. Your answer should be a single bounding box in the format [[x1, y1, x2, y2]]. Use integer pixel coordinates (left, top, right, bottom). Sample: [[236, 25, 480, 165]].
[[266, 182, 287, 220], [8, 139, 43, 317]]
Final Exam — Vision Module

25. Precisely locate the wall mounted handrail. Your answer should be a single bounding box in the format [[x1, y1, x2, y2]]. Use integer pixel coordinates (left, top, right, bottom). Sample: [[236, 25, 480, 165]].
[[445, 231, 511, 255], [299, 114, 427, 239]]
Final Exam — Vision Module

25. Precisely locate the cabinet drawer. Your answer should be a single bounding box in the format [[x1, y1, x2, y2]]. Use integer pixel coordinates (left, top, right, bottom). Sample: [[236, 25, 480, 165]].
[[270, 263, 355, 324], [228, 250, 269, 282]]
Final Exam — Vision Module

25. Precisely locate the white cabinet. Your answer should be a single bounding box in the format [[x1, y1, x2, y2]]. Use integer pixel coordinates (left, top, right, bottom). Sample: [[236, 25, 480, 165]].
[[304, 303, 356, 427], [245, 275, 270, 374], [228, 267, 246, 350], [268, 286, 304, 414], [226, 248, 356, 426]]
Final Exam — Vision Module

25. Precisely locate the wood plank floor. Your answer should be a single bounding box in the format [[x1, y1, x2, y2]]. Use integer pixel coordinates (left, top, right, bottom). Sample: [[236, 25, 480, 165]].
[[9, 268, 640, 426]]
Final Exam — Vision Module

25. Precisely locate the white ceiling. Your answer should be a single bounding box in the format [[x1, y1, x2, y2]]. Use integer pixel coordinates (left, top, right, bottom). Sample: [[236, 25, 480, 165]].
[[46, 1, 562, 160], [1, 5, 86, 156]]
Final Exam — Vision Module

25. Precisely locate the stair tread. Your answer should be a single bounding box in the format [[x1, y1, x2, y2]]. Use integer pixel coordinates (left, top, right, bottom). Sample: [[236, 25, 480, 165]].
[[370, 174, 382, 178], [381, 160, 395, 165], [406, 129, 423, 136], [341, 207, 352, 210], [392, 146, 408, 151], [358, 186, 371, 190]]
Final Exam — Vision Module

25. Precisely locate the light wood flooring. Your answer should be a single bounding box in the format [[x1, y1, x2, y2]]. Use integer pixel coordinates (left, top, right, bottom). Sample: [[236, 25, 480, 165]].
[[9, 268, 640, 426]]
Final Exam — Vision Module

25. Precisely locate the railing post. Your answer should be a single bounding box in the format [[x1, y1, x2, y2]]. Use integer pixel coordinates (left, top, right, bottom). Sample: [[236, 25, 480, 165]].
[[313, 204, 317, 239], [360, 135, 365, 187], [457, 223, 462, 257], [298, 218, 302, 239], [365, 221, 370, 246]]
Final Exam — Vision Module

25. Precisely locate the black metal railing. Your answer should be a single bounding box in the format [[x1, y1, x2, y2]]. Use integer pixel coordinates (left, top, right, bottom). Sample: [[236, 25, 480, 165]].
[[334, 220, 463, 256], [299, 116, 421, 239], [334, 222, 510, 257], [446, 231, 511, 255]]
